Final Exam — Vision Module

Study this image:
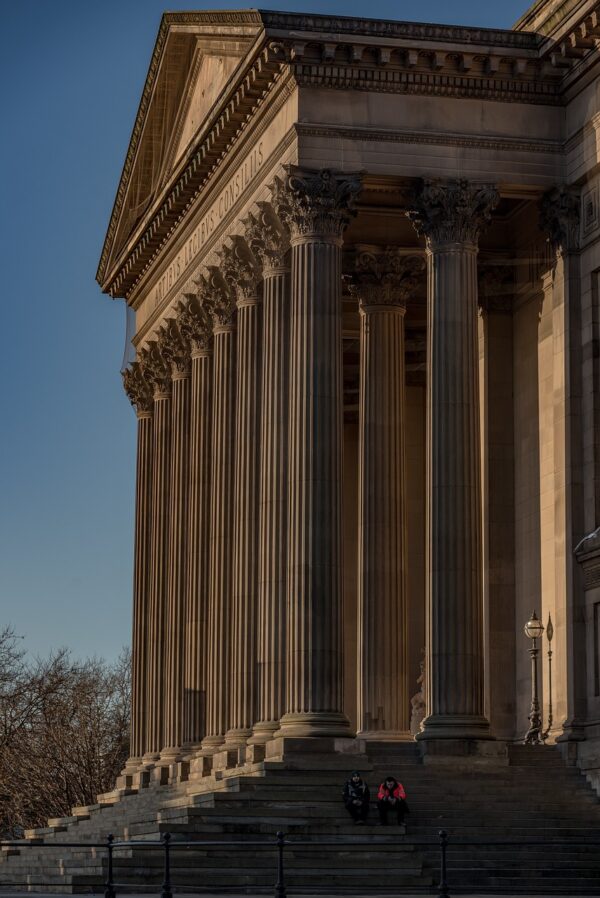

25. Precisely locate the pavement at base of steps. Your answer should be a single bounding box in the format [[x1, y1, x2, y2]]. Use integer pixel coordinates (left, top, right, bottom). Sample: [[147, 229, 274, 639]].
[[0, 893, 594, 898]]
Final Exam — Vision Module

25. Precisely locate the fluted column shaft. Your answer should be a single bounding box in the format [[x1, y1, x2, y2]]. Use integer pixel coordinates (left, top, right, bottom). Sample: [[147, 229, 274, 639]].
[[252, 264, 290, 741], [129, 407, 153, 762], [226, 293, 262, 744], [162, 365, 191, 757], [357, 301, 408, 735], [202, 320, 236, 750], [271, 168, 361, 738], [145, 383, 172, 758], [183, 346, 212, 748], [407, 179, 498, 740]]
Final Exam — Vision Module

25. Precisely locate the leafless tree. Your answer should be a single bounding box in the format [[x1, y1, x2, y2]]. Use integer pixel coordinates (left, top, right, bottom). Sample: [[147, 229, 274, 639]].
[[0, 629, 130, 836]]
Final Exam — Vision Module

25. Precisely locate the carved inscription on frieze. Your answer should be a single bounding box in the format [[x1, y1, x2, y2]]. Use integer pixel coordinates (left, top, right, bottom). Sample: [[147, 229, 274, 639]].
[[151, 141, 265, 310]]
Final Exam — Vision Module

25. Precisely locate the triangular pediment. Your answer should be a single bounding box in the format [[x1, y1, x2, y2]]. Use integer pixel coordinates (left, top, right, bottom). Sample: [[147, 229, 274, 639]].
[[98, 11, 263, 291]]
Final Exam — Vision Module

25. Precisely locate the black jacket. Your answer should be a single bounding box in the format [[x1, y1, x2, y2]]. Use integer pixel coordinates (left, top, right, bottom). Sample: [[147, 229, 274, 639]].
[[343, 779, 370, 805]]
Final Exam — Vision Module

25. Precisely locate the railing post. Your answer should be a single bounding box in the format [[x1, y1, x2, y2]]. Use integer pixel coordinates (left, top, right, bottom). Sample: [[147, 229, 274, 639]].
[[104, 834, 116, 898], [162, 832, 173, 898], [274, 831, 286, 898], [438, 830, 450, 898]]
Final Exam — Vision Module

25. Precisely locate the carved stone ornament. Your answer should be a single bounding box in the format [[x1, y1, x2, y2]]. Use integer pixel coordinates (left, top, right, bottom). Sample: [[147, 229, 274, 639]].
[[406, 178, 499, 247], [195, 267, 236, 329], [142, 343, 172, 398], [158, 318, 190, 378], [270, 165, 363, 241], [478, 262, 515, 314], [539, 187, 580, 255], [218, 236, 261, 303], [178, 296, 213, 355], [348, 247, 425, 309], [122, 361, 153, 415], [244, 203, 290, 274]]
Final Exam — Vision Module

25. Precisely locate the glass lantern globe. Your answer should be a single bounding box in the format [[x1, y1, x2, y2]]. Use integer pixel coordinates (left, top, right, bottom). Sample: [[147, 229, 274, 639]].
[[524, 611, 544, 640]]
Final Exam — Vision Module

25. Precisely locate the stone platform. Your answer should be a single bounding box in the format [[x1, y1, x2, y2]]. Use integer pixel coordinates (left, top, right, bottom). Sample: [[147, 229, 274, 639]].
[[1, 745, 600, 894]]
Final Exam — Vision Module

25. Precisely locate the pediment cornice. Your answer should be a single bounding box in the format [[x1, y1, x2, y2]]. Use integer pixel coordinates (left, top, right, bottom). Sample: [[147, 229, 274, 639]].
[[96, 8, 598, 302]]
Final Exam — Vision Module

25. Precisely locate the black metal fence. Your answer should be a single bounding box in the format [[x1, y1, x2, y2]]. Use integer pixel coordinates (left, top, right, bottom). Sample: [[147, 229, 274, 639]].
[[1, 831, 600, 897]]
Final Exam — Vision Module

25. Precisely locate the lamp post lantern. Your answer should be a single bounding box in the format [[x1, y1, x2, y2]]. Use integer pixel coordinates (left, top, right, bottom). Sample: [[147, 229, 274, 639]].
[[542, 613, 554, 741], [523, 610, 545, 745]]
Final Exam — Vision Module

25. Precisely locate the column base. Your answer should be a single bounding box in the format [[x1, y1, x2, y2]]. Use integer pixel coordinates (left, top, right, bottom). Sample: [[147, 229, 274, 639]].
[[357, 730, 415, 742], [224, 727, 252, 747], [276, 711, 352, 739], [416, 713, 493, 741], [248, 720, 280, 745]]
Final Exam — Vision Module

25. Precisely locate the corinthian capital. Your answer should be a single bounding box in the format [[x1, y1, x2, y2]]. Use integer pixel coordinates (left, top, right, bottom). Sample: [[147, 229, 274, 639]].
[[270, 165, 362, 242], [244, 203, 290, 274], [142, 343, 172, 398], [196, 267, 236, 329], [218, 236, 261, 304], [178, 296, 213, 355], [348, 247, 425, 310], [159, 319, 190, 379], [406, 179, 499, 247], [122, 361, 153, 415], [539, 187, 580, 254]]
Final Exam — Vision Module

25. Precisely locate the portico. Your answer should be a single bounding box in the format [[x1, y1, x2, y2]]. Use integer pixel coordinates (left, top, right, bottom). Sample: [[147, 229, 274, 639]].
[[98, 4, 600, 783]]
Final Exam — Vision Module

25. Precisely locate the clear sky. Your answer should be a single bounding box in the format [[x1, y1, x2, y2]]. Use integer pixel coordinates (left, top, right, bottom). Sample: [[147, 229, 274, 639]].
[[1, 0, 529, 660]]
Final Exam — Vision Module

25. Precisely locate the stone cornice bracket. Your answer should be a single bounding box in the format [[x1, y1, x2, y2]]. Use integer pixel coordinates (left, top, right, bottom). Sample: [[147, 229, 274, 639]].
[[539, 186, 580, 256], [159, 318, 191, 379], [243, 203, 290, 275], [406, 179, 500, 248], [178, 296, 213, 356], [218, 236, 261, 305], [478, 262, 515, 314], [197, 266, 237, 330], [122, 361, 153, 416], [142, 342, 172, 399], [347, 247, 425, 311], [270, 166, 363, 244]]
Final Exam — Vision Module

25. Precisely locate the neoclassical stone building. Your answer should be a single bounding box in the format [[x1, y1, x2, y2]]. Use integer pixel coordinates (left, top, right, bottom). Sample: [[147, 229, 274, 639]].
[[97, 0, 600, 785]]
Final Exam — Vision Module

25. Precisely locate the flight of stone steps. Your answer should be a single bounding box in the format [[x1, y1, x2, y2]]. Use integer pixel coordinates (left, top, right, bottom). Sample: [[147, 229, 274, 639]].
[[0, 743, 599, 893]]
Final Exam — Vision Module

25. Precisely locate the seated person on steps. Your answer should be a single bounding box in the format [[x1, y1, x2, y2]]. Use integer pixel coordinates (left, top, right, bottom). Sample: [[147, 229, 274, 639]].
[[342, 771, 370, 824], [377, 776, 409, 826]]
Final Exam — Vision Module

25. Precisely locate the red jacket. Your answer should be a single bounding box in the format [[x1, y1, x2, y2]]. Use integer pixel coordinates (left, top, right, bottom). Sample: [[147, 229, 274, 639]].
[[378, 782, 406, 801]]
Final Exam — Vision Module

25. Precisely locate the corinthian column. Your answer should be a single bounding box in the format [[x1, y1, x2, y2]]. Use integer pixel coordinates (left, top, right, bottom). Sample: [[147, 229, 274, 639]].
[[160, 320, 191, 761], [350, 248, 424, 737], [142, 343, 173, 760], [122, 362, 153, 768], [407, 179, 498, 740], [245, 205, 290, 743], [178, 297, 213, 750], [220, 239, 263, 747], [272, 166, 362, 738], [201, 270, 237, 753]]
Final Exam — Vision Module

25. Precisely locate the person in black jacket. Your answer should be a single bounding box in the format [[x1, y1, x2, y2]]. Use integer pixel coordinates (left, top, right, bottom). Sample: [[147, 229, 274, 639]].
[[342, 771, 370, 824]]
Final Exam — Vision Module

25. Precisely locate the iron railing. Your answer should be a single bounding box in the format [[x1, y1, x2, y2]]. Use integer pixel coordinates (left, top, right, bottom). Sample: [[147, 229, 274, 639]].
[[1, 831, 600, 897]]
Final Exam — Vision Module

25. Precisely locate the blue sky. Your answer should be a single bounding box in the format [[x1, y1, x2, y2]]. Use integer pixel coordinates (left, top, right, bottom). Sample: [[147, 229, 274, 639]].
[[1, 0, 528, 660]]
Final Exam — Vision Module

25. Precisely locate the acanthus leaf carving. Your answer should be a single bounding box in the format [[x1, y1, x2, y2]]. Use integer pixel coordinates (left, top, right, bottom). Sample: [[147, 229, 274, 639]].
[[218, 236, 261, 303], [243, 203, 290, 274], [196, 266, 236, 329], [347, 246, 425, 309], [539, 186, 580, 255], [141, 343, 172, 398], [406, 178, 499, 247], [122, 361, 153, 414], [270, 165, 363, 241], [178, 296, 213, 355], [158, 318, 190, 378]]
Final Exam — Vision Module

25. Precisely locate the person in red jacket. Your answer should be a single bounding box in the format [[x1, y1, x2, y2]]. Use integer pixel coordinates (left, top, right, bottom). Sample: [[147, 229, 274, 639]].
[[377, 776, 409, 826]]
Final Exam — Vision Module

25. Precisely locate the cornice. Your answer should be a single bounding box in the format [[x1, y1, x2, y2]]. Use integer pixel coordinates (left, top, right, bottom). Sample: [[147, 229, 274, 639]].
[[296, 123, 563, 155]]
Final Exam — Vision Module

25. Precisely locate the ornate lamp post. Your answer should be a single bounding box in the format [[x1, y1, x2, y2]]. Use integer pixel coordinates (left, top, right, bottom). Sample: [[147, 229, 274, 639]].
[[542, 613, 554, 741], [523, 611, 545, 744]]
